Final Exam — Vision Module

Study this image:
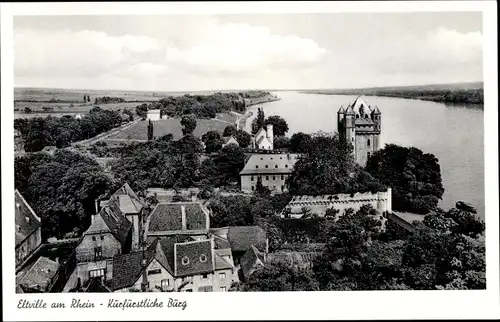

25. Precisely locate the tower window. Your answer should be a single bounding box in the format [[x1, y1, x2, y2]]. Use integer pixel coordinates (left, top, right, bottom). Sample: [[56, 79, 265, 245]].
[[367, 139, 371, 147]]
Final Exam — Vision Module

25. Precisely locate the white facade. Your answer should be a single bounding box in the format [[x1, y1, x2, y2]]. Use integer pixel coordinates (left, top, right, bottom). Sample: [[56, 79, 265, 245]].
[[252, 125, 274, 150], [147, 109, 161, 121]]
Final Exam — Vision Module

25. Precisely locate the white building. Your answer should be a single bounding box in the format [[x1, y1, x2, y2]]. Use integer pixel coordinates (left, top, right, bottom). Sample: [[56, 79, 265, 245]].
[[251, 124, 274, 150], [239, 153, 300, 193], [147, 109, 161, 121]]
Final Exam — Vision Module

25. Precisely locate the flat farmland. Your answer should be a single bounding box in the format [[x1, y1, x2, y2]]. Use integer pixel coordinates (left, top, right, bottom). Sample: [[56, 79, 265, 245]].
[[105, 117, 232, 142]]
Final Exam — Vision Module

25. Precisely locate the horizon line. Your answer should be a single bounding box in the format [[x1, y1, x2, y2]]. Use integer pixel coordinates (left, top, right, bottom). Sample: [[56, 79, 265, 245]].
[[14, 80, 484, 94]]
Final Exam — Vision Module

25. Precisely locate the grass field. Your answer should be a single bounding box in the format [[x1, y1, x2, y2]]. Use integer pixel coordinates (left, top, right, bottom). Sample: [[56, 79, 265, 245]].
[[105, 117, 233, 142]]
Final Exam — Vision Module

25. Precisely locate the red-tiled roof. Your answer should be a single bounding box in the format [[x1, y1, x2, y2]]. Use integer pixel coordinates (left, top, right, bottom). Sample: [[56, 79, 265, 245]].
[[15, 190, 41, 247], [227, 226, 267, 253]]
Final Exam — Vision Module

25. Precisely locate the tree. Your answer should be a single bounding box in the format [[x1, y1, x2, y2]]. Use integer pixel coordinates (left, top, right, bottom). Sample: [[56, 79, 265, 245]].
[[201, 131, 224, 153], [24, 107, 32, 114], [288, 132, 385, 196], [241, 261, 319, 291], [83, 95, 87, 103], [289, 132, 312, 153], [265, 115, 289, 137], [234, 130, 252, 148], [212, 144, 246, 184], [273, 136, 290, 150], [365, 144, 445, 214], [181, 115, 197, 135], [255, 176, 271, 196], [223, 125, 237, 137], [209, 195, 254, 227], [147, 120, 154, 141], [251, 108, 266, 134], [136, 103, 148, 120]]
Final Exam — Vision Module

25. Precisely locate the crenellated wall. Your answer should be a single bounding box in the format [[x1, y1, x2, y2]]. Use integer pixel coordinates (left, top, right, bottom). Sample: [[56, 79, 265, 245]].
[[284, 188, 392, 220]]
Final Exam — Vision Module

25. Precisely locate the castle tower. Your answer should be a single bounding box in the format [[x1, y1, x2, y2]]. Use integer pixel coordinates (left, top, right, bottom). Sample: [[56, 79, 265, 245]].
[[337, 97, 381, 166]]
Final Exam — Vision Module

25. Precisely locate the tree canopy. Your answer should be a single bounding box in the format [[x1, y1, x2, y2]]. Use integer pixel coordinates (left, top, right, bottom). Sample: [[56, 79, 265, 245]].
[[365, 144, 445, 214]]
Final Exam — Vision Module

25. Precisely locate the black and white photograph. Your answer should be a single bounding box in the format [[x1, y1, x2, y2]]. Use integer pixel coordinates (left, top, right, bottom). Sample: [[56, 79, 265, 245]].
[[2, 1, 499, 321]]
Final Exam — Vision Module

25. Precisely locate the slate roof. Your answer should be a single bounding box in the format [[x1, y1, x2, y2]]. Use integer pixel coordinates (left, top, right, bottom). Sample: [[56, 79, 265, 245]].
[[174, 240, 214, 277], [112, 239, 160, 291], [239, 154, 300, 175], [355, 118, 375, 126], [82, 278, 112, 292], [158, 235, 195, 276], [240, 245, 265, 279], [227, 226, 268, 253], [100, 205, 132, 246], [16, 256, 59, 292], [148, 202, 209, 232], [213, 234, 232, 250], [15, 190, 41, 247]]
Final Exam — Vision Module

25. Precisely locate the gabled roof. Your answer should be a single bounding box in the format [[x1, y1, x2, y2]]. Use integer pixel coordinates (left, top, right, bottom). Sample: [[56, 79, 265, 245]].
[[100, 205, 132, 246], [213, 234, 232, 250], [174, 239, 214, 277], [112, 239, 161, 291], [16, 256, 59, 292], [240, 245, 266, 279], [214, 252, 233, 270], [81, 277, 112, 293], [15, 190, 41, 247], [158, 235, 196, 276], [109, 183, 143, 215], [239, 153, 300, 175], [148, 202, 209, 232], [223, 136, 239, 145], [349, 96, 373, 117], [255, 127, 268, 140], [227, 226, 267, 253]]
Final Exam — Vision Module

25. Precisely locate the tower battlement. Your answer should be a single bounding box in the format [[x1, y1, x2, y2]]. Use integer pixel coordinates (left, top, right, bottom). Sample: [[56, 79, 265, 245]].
[[337, 97, 382, 166]]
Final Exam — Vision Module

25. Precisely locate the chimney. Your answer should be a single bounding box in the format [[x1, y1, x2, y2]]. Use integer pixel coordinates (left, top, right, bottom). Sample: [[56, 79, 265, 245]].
[[181, 205, 187, 230], [266, 124, 274, 147], [25, 216, 30, 223]]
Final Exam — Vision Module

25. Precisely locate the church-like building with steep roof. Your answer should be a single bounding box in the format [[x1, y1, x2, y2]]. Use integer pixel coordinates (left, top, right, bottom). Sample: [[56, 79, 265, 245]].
[[337, 97, 382, 166]]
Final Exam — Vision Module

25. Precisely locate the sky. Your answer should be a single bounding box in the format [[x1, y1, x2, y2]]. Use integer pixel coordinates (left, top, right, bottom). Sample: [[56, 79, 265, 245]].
[[14, 12, 483, 91]]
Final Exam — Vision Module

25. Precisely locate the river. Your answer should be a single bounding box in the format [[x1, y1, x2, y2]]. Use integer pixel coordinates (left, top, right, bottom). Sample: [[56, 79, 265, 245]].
[[245, 91, 484, 218]]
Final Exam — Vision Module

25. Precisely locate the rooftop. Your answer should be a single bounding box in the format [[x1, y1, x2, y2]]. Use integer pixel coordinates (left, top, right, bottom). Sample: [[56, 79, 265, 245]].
[[174, 239, 214, 277], [16, 256, 59, 292], [15, 190, 41, 247], [240, 153, 300, 175], [148, 202, 209, 232]]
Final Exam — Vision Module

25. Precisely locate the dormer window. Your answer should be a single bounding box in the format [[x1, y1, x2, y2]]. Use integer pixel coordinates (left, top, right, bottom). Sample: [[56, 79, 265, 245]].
[[285, 165, 288, 168], [255, 165, 259, 169], [275, 165, 278, 168], [181, 256, 190, 266], [200, 254, 207, 263], [265, 165, 268, 168]]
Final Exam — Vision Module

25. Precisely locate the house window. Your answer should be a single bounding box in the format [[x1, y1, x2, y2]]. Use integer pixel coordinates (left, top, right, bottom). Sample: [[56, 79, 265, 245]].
[[265, 165, 268, 168], [255, 165, 259, 168], [161, 279, 170, 288], [148, 269, 161, 275], [100, 235, 104, 240], [273, 176, 276, 180], [275, 165, 278, 168], [219, 272, 226, 280], [281, 185, 285, 191], [266, 176, 269, 180], [202, 273, 208, 279], [367, 139, 371, 147], [89, 269, 105, 278], [251, 186, 255, 191], [281, 175, 284, 180], [92, 236, 96, 241], [94, 246, 102, 260], [251, 176, 254, 181], [220, 286, 227, 292], [285, 165, 288, 168]]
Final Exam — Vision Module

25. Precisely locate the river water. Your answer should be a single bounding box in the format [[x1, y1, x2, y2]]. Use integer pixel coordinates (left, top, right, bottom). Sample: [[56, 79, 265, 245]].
[[245, 91, 484, 218]]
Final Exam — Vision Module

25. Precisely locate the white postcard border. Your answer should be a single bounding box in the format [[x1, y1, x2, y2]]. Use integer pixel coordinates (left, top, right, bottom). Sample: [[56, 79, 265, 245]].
[[1, 1, 498, 321]]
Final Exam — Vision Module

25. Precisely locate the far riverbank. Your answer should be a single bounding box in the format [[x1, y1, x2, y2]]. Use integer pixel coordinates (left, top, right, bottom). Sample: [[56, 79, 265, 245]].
[[239, 94, 281, 130]]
